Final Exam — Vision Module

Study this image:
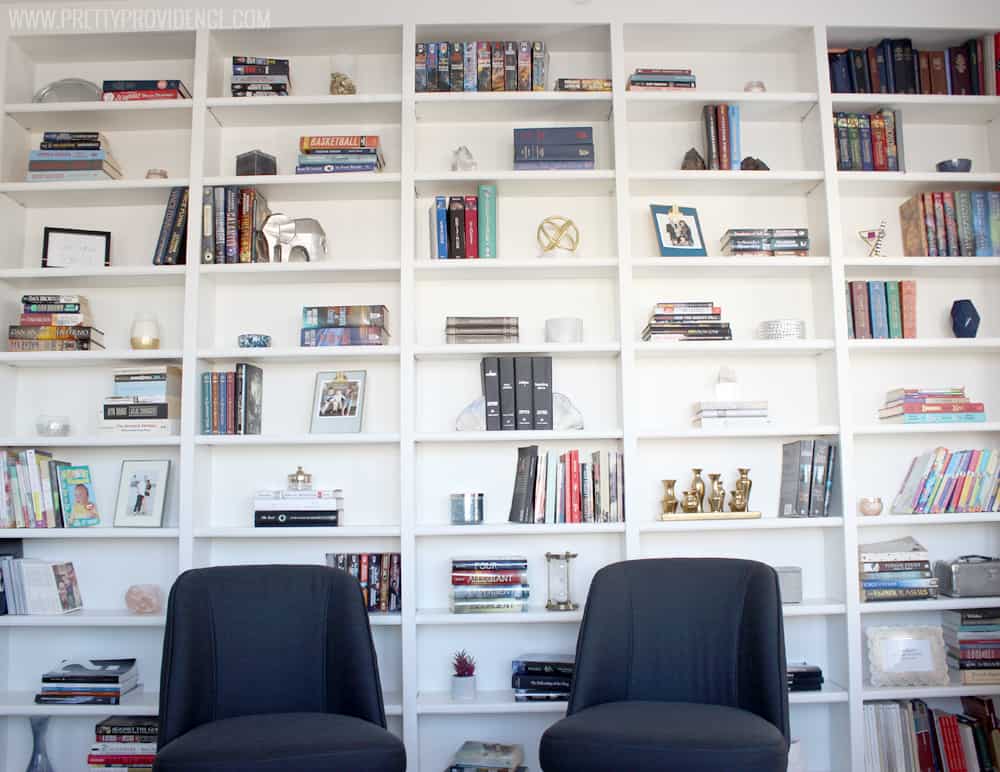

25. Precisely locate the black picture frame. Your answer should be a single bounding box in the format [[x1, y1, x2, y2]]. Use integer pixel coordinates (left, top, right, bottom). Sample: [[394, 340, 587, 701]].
[[42, 226, 111, 268]]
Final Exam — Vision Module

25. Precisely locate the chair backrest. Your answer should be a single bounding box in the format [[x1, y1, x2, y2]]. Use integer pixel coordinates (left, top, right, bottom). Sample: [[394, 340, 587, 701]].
[[567, 558, 788, 739], [157, 564, 386, 749]]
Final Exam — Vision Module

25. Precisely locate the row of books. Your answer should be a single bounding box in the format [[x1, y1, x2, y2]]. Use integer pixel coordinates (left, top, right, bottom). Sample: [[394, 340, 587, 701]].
[[701, 104, 742, 171], [481, 356, 552, 431], [833, 110, 903, 172], [153, 187, 190, 264], [948, 608, 1000, 687], [641, 300, 732, 342], [26, 131, 120, 182], [325, 552, 401, 613], [508, 446, 625, 524], [788, 663, 824, 692], [88, 715, 159, 770], [415, 41, 547, 92], [8, 293, 105, 351], [880, 385, 986, 427], [296, 134, 385, 175], [846, 280, 916, 340], [892, 443, 999, 514], [694, 400, 769, 430], [513, 125, 595, 171], [448, 316, 516, 344], [445, 741, 525, 772], [900, 190, 1000, 258], [450, 557, 528, 614], [778, 439, 838, 518], [231, 55, 289, 97], [104, 365, 182, 437], [1, 451, 99, 529], [429, 185, 498, 259], [253, 487, 343, 528], [626, 67, 695, 91], [199, 363, 263, 435], [863, 696, 1000, 772], [300, 303, 391, 347], [829, 34, 998, 95], [512, 653, 574, 702], [37, 658, 136, 706], [1, 551, 83, 615], [720, 227, 809, 257], [859, 536, 937, 602], [102, 78, 190, 101], [554, 78, 611, 92]]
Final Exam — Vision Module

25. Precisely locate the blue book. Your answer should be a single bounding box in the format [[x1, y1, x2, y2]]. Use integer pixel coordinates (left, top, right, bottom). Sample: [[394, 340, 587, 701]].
[[430, 196, 448, 259], [513, 126, 593, 146], [971, 191, 993, 256], [728, 104, 741, 170], [294, 163, 378, 174], [867, 281, 890, 339], [829, 53, 852, 93], [513, 159, 595, 170], [102, 79, 190, 97], [857, 115, 874, 170], [29, 150, 111, 161], [862, 578, 938, 589], [880, 40, 895, 93], [944, 48, 953, 93], [989, 192, 1000, 257]]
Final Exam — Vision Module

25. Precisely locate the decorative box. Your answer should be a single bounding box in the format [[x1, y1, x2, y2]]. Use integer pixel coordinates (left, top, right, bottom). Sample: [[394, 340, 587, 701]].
[[776, 566, 803, 604], [934, 556, 1000, 597], [236, 149, 277, 176], [238, 333, 271, 348]]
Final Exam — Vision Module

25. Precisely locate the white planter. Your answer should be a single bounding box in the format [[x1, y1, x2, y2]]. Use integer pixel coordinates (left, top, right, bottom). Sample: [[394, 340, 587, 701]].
[[450, 675, 477, 702]]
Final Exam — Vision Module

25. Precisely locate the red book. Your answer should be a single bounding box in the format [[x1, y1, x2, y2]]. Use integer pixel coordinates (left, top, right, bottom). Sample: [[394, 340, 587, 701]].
[[87, 755, 156, 766], [870, 112, 888, 170], [559, 452, 568, 523], [899, 280, 917, 339], [464, 195, 478, 259], [226, 372, 236, 434], [895, 402, 984, 414], [102, 89, 182, 101], [451, 571, 526, 585], [716, 104, 730, 171], [944, 714, 969, 772], [849, 281, 871, 339], [995, 33, 1000, 95], [918, 51, 932, 94], [210, 372, 220, 434], [867, 48, 881, 92], [569, 450, 581, 524]]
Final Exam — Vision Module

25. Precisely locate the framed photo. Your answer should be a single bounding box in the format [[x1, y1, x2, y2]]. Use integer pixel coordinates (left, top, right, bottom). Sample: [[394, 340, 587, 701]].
[[311, 370, 366, 433], [113, 460, 170, 528], [866, 625, 949, 688], [650, 204, 707, 257], [42, 227, 111, 268]]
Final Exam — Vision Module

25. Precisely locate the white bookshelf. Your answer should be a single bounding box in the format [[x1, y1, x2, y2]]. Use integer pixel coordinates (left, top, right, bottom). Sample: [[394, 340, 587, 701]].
[[0, 14, 996, 772]]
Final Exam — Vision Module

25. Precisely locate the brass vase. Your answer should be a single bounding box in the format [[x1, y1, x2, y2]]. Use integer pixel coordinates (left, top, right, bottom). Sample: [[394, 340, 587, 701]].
[[680, 490, 700, 513], [660, 480, 678, 518], [690, 468, 706, 512], [736, 468, 752, 509], [708, 473, 725, 512], [729, 488, 748, 512]]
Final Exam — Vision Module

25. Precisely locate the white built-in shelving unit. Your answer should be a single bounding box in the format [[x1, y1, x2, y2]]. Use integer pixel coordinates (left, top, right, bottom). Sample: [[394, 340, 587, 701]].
[[0, 16, 997, 772]]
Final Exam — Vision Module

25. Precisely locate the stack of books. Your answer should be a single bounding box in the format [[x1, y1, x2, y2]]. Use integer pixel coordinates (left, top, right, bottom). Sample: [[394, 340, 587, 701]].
[[254, 487, 342, 528], [829, 34, 998, 94], [89, 716, 158, 771], [833, 110, 903, 171], [450, 557, 529, 614], [325, 553, 401, 613], [693, 400, 769, 430], [892, 446, 999, 514], [858, 536, 938, 603], [296, 135, 384, 175], [721, 227, 810, 256], [512, 653, 574, 702], [415, 41, 547, 92], [701, 104, 741, 170], [788, 663, 824, 692], [447, 316, 517, 344], [231, 55, 289, 97], [35, 658, 138, 706], [199, 363, 263, 435], [642, 301, 731, 342], [513, 126, 594, 171], [946, 609, 1000, 686], [508, 445, 625, 524], [429, 184, 498, 259], [1, 557, 83, 614], [26, 131, 121, 182], [101, 79, 190, 101], [481, 356, 552, 431], [8, 294, 104, 352], [300, 304, 390, 347], [446, 741, 526, 772], [865, 697, 1000, 772], [202, 185, 270, 264], [846, 280, 916, 339], [626, 67, 696, 90], [778, 439, 838, 518], [0, 451, 83, 529], [152, 187, 190, 265], [103, 365, 182, 437], [899, 190, 999, 257], [878, 386, 985, 426], [554, 78, 611, 92]]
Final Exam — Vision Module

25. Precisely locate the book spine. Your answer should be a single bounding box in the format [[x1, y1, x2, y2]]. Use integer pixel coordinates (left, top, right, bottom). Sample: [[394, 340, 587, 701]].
[[868, 280, 889, 339], [164, 188, 188, 265], [223, 186, 238, 263], [449, 41, 463, 93], [835, 113, 851, 170], [989, 191, 1000, 257], [703, 105, 719, 170], [504, 42, 517, 91], [477, 42, 491, 92], [430, 196, 448, 259], [869, 112, 888, 170], [238, 188, 253, 262], [477, 184, 497, 258], [932, 192, 948, 256], [414, 43, 427, 92], [298, 135, 381, 151], [508, 445, 538, 523], [846, 113, 862, 169], [481, 357, 501, 431], [514, 356, 534, 429], [463, 41, 477, 92], [956, 190, 975, 255], [531, 356, 552, 430], [513, 144, 595, 161], [200, 373, 211, 434], [532, 41, 547, 90], [943, 191, 961, 256], [151, 187, 182, 266], [857, 113, 874, 170], [882, 110, 899, 170], [464, 195, 478, 259], [850, 281, 871, 338], [499, 356, 516, 430], [885, 281, 903, 339], [716, 104, 730, 170], [921, 192, 938, 256], [569, 449, 582, 523], [971, 191, 993, 255], [728, 104, 741, 170], [447, 196, 465, 259], [425, 43, 438, 91], [201, 186, 215, 264], [517, 41, 531, 90], [491, 42, 504, 91]]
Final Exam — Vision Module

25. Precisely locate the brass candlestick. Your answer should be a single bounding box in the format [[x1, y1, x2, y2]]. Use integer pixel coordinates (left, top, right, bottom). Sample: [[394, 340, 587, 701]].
[[690, 468, 706, 513], [708, 473, 725, 513]]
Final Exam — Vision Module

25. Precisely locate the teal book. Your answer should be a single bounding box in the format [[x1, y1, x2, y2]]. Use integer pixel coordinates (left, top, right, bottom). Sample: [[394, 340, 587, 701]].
[[868, 280, 889, 339], [971, 191, 993, 256], [201, 372, 211, 434], [885, 281, 903, 338], [954, 190, 975, 256], [884, 412, 987, 424], [477, 183, 497, 258], [989, 191, 1000, 257]]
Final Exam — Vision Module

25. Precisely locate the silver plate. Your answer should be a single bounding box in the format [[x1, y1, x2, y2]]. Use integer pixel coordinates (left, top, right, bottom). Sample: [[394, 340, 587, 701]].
[[33, 78, 102, 103]]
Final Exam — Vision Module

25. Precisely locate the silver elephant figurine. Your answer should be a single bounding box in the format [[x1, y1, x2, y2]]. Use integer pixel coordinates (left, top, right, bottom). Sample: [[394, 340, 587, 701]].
[[261, 213, 327, 262]]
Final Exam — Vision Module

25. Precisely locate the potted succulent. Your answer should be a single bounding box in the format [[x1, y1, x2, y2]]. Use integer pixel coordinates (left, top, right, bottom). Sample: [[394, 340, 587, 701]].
[[450, 649, 477, 702]]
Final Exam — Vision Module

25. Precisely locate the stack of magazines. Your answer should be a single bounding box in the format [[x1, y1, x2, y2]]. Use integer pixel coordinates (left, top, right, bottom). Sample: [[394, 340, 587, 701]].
[[35, 658, 138, 705]]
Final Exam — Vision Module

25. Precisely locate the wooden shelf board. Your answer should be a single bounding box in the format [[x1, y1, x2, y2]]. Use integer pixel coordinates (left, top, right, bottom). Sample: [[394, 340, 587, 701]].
[[6, 99, 193, 131], [414, 170, 616, 197], [859, 596, 1000, 614], [638, 425, 840, 440], [198, 346, 401, 363], [199, 260, 400, 283], [859, 513, 1000, 527], [6, 527, 178, 539], [632, 256, 830, 278], [194, 433, 401, 446], [207, 94, 402, 127], [416, 90, 613, 122], [416, 609, 583, 625], [635, 340, 834, 357], [415, 258, 618, 280], [414, 343, 620, 359], [203, 174, 401, 202], [849, 338, 1000, 353], [854, 422, 1000, 436], [0, 435, 180, 448], [640, 517, 843, 533], [626, 90, 818, 122], [415, 523, 625, 536], [194, 526, 401, 539], [0, 689, 158, 716], [862, 671, 1000, 701], [0, 178, 189, 208], [415, 431, 623, 444], [0, 265, 186, 288], [830, 93, 1000, 124], [629, 170, 824, 196], [0, 350, 182, 368]]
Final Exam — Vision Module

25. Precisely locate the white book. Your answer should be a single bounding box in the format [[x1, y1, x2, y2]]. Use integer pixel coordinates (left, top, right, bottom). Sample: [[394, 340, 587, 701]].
[[544, 452, 557, 524], [99, 419, 180, 435], [533, 452, 548, 523], [253, 498, 343, 511], [555, 459, 565, 524], [18, 559, 82, 615], [858, 536, 929, 563]]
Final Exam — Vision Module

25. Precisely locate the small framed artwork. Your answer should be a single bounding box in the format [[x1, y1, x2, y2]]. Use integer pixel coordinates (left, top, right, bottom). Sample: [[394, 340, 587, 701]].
[[42, 227, 111, 268], [113, 460, 170, 528], [866, 625, 949, 688], [650, 204, 707, 257], [57, 466, 100, 527], [311, 370, 367, 433]]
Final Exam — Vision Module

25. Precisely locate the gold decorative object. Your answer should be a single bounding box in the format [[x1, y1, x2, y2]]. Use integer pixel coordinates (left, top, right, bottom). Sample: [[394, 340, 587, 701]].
[[329, 72, 357, 95], [690, 468, 706, 513], [708, 473, 725, 513], [660, 480, 678, 518], [735, 468, 752, 509], [129, 313, 160, 350], [859, 220, 887, 257], [287, 466, 313, 491], [536, 216, 580, 256], [680, 490, 700, 513], [665, 510, 761, 522], [729, 488, 748, 512]]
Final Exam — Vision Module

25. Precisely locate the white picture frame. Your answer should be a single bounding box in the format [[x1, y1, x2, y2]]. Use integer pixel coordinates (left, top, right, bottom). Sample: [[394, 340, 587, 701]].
[[113, 459, 170, 528], [866, 625, 949, 688], [311, 370, 367, 433]]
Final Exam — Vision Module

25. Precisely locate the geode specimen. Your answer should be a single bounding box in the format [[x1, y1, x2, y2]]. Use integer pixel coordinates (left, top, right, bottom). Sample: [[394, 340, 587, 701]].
[[329, 72, 357, 95], [125, 584, 163, 615], [740, 156, 770, 170], [682, 147, 707, 170]]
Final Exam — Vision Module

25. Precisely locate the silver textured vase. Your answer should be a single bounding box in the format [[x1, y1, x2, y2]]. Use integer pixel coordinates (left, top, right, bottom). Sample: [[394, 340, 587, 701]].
[[25, 716, 54, 772]]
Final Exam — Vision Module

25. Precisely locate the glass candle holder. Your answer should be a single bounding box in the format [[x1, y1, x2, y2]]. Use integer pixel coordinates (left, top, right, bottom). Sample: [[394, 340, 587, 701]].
[[545, 551, 578, 611], [130, 313, 160, 350]]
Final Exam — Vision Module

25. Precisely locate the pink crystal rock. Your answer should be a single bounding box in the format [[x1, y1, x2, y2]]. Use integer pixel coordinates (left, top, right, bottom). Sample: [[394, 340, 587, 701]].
[[125, 584, 163, 615]]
